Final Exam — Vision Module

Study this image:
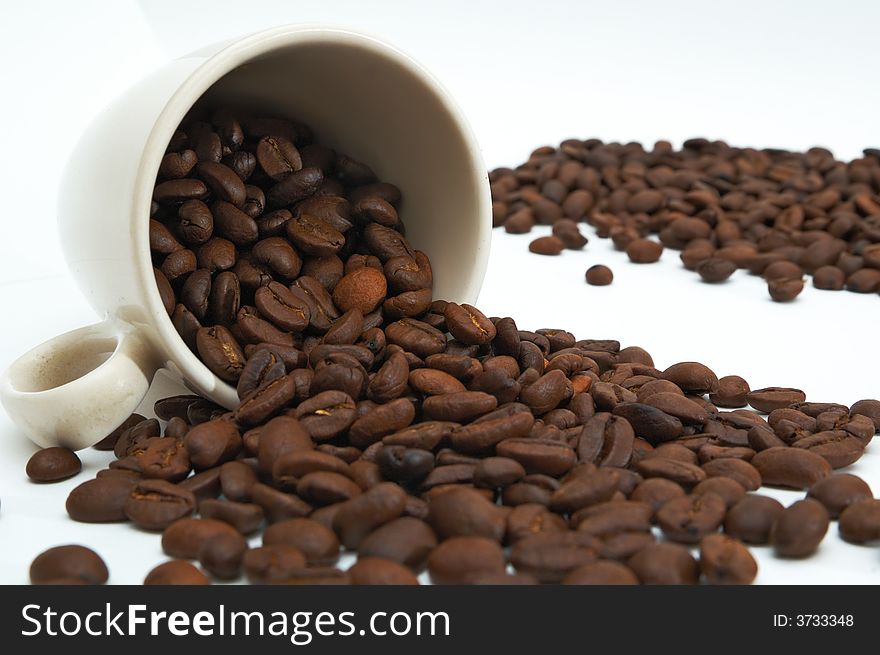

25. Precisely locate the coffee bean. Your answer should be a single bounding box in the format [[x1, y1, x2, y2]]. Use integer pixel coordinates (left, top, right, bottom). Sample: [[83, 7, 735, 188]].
[[791, 428, 864, 467], [724, 496, 781, 547], [199, 499, 264, 535], [635, 458, 706, 488], [123, 479, 195, 530], [701, 458, 762, 491], [333, 482, 407, 548], [196, 326, 246, 382], [657, 490, 725, 542], [510, 532, 600, 583], [427, 487, 506, 541], [612, 403, 683, 444], [30, 545, 108, 585], [850, 399, 880, 432], [838, 499, 880, 544], [348, 557, 420, 585], [66, 476, 136, 522], [444, 303, 496, 345], [243, 545, 307, 584], [250, 483, 312, 522], [626, 239, 663, 263], [771, 499, 829, 558], [256, 136, 302, 180], [161, 517, 239, 560], [26, 447, 81, 482], [696, 257, 737, 283], [628, 542, 698, 584], [692, 476, 746, 508], [528, 235, 565, 255], [709, 375, 750, 408], [751, 447, 830, 489], [747, 387, 806, 413], [263, 517, 340, 565], [562, 560, 638, 585], [144, 560, 210, 585], [807, 474, 873, 518], [662, 362, 719, 394], [585, 265, 613, 286], [332, 267, 387, 314], [427, 536, 506, 584], [699, 533, 758, 584], [219, 460, 258, 502], [358, 517, 438, 569], [768, 277, 805, 302], [198, 530, 248, 579]]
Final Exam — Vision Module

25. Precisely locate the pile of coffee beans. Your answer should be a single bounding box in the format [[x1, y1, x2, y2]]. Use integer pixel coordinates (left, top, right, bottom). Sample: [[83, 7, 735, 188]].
[[32, 338, 880, 584], [490, 139, 880, 301], [24, 110, 880, 585]]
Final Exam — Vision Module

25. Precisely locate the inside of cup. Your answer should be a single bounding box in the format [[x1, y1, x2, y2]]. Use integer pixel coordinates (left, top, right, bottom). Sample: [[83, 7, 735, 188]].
[[193, 36, 488, 302]]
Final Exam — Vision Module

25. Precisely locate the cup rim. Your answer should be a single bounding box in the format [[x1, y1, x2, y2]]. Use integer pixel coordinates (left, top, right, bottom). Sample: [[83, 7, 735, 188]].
[[134, 24, 492, 408]]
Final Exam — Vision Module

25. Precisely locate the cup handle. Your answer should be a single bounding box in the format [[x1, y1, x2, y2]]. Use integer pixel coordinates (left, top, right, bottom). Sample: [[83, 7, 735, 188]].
[[0, 319, 161, 450]]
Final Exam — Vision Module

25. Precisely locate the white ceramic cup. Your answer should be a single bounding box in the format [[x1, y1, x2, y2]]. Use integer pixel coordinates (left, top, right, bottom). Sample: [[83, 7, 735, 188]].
[[0, 25, 491, 450]]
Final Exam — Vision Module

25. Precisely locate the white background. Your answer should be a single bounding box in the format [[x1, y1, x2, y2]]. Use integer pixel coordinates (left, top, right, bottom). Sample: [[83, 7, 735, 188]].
[[0, 0, 878, 584]]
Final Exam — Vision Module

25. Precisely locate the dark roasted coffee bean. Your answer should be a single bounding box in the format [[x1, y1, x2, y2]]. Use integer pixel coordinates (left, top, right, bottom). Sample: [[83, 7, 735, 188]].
[[358, 517, 437, 569], [428, 536, 506, 584], [612, 402, 683, 444], [242, 545, 306, 584], [562, 560, 638, 585], [30, 545, 109, 585], [266, 166, 323, 208], [701, 458, 762, 491], [428, 486, 506, 541], [256, 136, 302, 180], [626, 239, 663, 263], [183, 419, 241, 470], [751, 447, 830, 489], [696, 257, 737, 283], [219, 461, 258, 502], [509, 532, 600, 583], [585, 265, 613, 286], [333, 482, 407, 548], [144, 560, 210, 585], [93, 413, 147, 451], [196, 325, 246, 383], [628, 542, 698, 584], [26, 447, 81, 482], [656, 492, 726, 543], [838, 499, 880, 544], [528, 235, 565, 255], [376, 446, 434, 485], [724, 494, 784, 544], [699, 533, 758, 585], [263, 517, 340, 565], [807, 474, 873, 518], [662, 362, 719, 394], [177, 199, 214, 245], [66, 476, 136, 522], [771, 499, 829, 558], [124, 479, 196, 530], [444, 303, 496, 345], [635, 458, 705, 488], [850, 399, 880, 432], [237, 348, 286, 400], [178, 467, 221, 501]]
